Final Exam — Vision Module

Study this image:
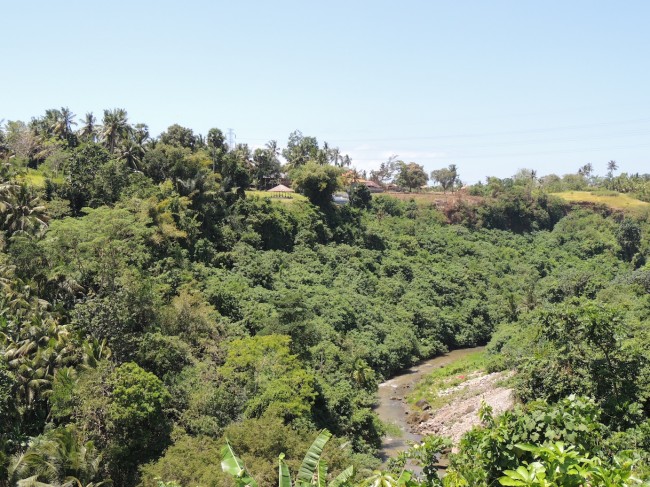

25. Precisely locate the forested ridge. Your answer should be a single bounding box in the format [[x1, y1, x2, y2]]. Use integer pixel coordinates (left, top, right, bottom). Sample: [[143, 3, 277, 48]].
[[1, 109, 650, 486]]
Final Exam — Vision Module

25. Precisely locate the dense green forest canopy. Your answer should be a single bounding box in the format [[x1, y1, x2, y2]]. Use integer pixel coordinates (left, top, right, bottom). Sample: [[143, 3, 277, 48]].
[[1, 108, 650, 486]]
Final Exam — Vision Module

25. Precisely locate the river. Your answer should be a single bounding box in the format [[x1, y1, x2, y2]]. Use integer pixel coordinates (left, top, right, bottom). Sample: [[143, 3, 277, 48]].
[[375, 347, 485, 461]]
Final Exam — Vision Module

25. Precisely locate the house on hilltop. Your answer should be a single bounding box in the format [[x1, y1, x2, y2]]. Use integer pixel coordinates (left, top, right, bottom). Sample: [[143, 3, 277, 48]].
[[358, 179, 384, 193]]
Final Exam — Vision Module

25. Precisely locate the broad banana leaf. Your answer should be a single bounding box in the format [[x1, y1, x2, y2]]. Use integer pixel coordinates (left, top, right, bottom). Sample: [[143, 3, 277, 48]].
[[297, 430, 332, 485], [329, 465, 354, 487], [316, 460, 327, 487], [221, 439, 258, 487], [279, 453, 292, 487]]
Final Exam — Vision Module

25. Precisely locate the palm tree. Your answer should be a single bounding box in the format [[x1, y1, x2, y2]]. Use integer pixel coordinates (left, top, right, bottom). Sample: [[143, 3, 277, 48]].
[[51, 107, 76, 141], [37, 109, 62, 138], [351, 359, 373, 388], [0, 159, 15, 181], [578, 163, 593, 178], [80, 339, 111, 370], [132, 123, 150, 146], [101, 108, 131, 154], [77, 113, 97, 142], [341, 169, 361, 187], [326, 143, 340, 166], [607, 160, 619, 179], [9, 426, 109, 487], [265, 139, 280, 157], [0, 184, 49, 236], [3, 318, 76, 409], [0, 169, 18, 203], [117, 139, 145, 170], [0, 267, 50, 322]]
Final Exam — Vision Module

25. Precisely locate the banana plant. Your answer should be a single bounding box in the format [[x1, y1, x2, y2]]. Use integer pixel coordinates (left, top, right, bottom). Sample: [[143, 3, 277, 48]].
[[296, 430, 333, 486], [220, 439, 258, 487], [223, 430, 355, 487], [279, 453, 292, 487]]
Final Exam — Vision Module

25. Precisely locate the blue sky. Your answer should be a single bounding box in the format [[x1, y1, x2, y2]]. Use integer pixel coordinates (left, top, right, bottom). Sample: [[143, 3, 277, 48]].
[[2, 0, 649, 183]]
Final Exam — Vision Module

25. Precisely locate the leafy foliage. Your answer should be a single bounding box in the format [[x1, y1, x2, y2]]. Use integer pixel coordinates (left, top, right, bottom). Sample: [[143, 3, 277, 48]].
[[2, 108, 649, 487]]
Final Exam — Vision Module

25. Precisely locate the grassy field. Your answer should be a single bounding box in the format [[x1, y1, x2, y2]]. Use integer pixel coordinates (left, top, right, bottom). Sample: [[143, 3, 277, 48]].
[[407, 350, 488, 410], [374, 191, 483, 206], [246, 190, 307, 203], [18, 169, 64, 188], [551, 190, 650, 215]]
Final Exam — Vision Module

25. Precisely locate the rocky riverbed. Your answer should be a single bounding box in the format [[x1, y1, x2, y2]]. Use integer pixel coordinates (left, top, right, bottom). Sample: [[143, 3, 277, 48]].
[[375, 348, 515, 461], [410, 370, 515, 445]]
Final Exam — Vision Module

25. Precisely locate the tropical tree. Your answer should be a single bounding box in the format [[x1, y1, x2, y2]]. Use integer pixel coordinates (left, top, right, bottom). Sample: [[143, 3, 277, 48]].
[[8, 425, 109, 487], [101, 109, 131, 154], [349, 184, 372, 210], [2, 316, 78, 429], [219, 146, 252, 195], [132, 123, 150, 147], [53, 107, 77, 141], [578, 163, 594, 182], [217, 335, 317, 422], [61, 362, 172, 486], [77, 113, 97, 142], [616, 218, 642, 262], [0, 262, 50, 320], [159, 124, 197, 151], [118, 139, 145, 170], [252, 144, 281, 189], [283, 130, 320, 170], [607, 160, 619, 179], [4, 120, 43, 162], [395, 162, 428, 192], [350, 358, 374, 387], [320, 143, 351, 168], [370, 156, 400, 186], [430, 164, 459, 193], [265, 140, 280, 157], [207, 127, 227, 152], [292, 162, 342, 207], [338, 154, 352, 168], [63, 143, 113, 212], [326, 144, 340, 166], [0, 184, 49, 236]]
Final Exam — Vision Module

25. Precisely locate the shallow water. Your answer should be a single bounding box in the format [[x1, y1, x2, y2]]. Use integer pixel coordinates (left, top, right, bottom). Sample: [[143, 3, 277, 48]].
[[375, 346, 485, 461]]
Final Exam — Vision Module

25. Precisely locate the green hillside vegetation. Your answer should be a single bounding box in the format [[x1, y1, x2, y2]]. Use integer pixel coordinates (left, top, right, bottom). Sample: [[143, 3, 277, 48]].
[[1, 110, 650, 486]]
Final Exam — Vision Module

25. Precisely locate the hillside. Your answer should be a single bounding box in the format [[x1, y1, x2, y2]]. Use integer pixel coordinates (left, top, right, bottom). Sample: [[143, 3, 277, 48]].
[[552, 190, 650, 215], [2, 112, 650, 486]]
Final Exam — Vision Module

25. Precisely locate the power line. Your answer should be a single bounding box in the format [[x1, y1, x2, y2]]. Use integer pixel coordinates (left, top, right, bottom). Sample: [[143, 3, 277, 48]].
[[234, 117, 650, 145], [323, 118, 650, 143], [320, 129, 650, 153], [347, 142, 650, 161]]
